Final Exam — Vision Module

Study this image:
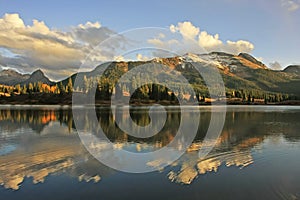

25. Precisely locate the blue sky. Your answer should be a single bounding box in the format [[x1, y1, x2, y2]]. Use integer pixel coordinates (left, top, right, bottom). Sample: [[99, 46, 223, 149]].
[[0, 0, 299, 79]]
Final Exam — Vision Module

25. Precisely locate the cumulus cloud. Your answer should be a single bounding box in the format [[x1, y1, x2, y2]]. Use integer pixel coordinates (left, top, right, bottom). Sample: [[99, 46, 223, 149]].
[[0, 13, 25, 29], [0, 13, 124, 80], [72, 22, 115, 46], [269, 61, 282, 70], [0, 15, 255, 80], [198, 31, 222, 50], [225, 40, 254, 54], [170, 21, 199, 40], [136, 53, 150, 61], [147, 38, 179, 48], [78, 21, 101, 29], [113, 55, 125, 62], [281, 0, 300, 11], [148, 21, 255, 56]]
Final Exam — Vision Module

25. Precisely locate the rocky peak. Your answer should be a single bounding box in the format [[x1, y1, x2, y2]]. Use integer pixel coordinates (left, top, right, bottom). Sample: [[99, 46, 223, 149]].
[[22, 69, 53, 85], [283, 65, 300, 74], [238, 53, 266, 68]]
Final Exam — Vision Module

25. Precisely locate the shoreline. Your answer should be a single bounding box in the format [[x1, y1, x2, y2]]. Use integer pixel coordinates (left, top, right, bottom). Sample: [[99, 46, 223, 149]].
[[1, 93, 300, 106], [0, 101, 300, 107]]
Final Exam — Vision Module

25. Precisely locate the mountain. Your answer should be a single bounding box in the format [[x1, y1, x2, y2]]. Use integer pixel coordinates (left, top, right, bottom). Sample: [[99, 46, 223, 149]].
[[21, 69, 54, 86], [0, 69, 54, 86], [283, 65, 300, 76], [238, 53, 267, 69], [0, 69, 30, 85], [182, 52, 267, 70], [1, 52, 299, 99], [61, 52, 299, 98], [180, 53, 299, 96]]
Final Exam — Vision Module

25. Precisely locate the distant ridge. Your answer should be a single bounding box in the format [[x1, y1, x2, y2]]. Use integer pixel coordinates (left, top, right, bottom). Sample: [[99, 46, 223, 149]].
[[238, 53, 266, 68], [0, 69, 54, 86], [55, 51, 300, 99], [21, 69, 54, 86], [0, 52, 299, 98], [0, 69, 30, 85], [283, 65, 300, 73]]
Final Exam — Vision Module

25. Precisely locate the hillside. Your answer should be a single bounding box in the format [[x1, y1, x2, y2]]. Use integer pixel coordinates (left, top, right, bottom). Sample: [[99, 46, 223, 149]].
[[21, 69, 54, 86], [0, 69, 54, 86], [0, 69, 30, 85], [283, 65, 300, 78], [1, 52, 299, 104], [60, 52, 299, 98]]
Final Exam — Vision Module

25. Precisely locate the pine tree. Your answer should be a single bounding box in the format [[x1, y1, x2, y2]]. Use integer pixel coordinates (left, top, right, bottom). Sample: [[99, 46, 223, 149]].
[[15, 84, 21, 94], [150, 84, 159, 101], [59, 82, 65, 95], [171, 92, 176, 102], [83, 75, 89, 93], [115, 83, 123, 99], [53, 84, 59, 94], [28, 83, 34, 94], [22, 85, 27, 94], [196, 93, 200, 102], [37, 82, 43, 93], [66, 77, 73, 93]]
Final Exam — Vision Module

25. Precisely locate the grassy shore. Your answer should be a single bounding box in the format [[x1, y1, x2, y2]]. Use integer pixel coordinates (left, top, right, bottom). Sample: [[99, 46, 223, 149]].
[[1, 93, 300, 106]]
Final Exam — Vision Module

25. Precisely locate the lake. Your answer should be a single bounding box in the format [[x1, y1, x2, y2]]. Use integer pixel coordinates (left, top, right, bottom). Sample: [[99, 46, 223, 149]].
[[0, 105, 299, 200]]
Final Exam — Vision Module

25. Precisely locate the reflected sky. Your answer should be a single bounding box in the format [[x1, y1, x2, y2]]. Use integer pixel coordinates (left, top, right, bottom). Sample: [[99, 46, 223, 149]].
[[0, 106, 299, 199]]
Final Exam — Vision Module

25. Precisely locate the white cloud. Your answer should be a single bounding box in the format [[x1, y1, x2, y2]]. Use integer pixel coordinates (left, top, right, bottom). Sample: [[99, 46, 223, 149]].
[[136, 53, 150, 61], [0, 14, 82, 74], [114, 55, 125, 61], [147, 38, 165, 47], [256, 57, 264, 62], [158, 33, 165, 39], [170, 21, 199, 40], [225, 40, 254, 54], [198, 31, 222, 50], [281, 0, 300, 12], [78, 21, 101, 29], [151, 21, 255, 55], [147, 38, 179, 49], [269, 61, 282, 70], [72, 24, 115, 46], [0, 13, 25, 29], [0, 15, 256, 80], [0, 13, 124, 80]]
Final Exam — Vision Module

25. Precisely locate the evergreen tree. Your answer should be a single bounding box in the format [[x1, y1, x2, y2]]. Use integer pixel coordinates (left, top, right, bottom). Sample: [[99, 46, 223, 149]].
[[247, 94, 251, 103], [28, 83, 34, 94], [115, 83, 123, 99], [83, 75, 89, 93], [196, 93, 200, 102], [66, 77, 73, 93], [37, 82, 43, 93], [54, 84, 60, 94], [171, 92, 176, 102], [150, 84, 159, 101], [15, 84, 21, 94], [22, 85, 27, 94], [59, 82, 65, 94]]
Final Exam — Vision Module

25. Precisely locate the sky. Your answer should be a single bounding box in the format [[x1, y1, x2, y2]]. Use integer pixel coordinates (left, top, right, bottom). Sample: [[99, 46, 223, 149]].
[[0, 0, 299, 80]]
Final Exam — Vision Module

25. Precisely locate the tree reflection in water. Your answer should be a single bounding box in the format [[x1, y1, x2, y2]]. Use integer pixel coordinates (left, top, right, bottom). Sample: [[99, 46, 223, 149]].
[[0, 106, 299, 189]]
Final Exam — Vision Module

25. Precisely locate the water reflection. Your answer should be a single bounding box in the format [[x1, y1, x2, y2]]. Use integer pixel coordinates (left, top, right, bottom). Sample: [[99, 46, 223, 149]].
[[0, 107, 73, 134], [0, 106, 299, 191]]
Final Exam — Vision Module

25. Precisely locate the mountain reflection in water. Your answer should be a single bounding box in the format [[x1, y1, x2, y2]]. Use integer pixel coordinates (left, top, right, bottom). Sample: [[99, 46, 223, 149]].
[[0, 106, 299, 199]]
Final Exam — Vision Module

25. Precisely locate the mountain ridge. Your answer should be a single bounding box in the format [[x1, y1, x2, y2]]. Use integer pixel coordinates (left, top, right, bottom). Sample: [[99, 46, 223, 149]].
[[0, 69, 30, 85], [0, 69, 54, 86], [283, 65, 300, 74], [0, 52, 299, 98], [21, 69, 54, 86]]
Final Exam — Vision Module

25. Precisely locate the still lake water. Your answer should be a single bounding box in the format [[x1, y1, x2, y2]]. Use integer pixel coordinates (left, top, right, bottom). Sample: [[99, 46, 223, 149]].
[[0, 105, 299, 200]]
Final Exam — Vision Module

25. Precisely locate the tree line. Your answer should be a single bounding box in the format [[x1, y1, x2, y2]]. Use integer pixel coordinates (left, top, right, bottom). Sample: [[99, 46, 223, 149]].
[[0, 75, 297, 104]]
